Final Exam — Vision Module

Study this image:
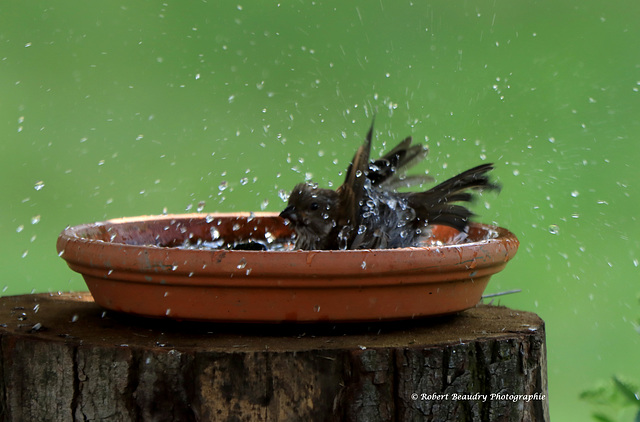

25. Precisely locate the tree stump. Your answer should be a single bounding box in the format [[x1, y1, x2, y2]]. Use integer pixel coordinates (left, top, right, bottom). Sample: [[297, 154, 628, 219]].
[[0, 293, 549, 421]]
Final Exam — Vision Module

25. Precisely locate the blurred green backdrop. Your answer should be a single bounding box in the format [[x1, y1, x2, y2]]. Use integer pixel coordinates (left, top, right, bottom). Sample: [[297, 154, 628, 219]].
[[1, 1, 638, 419]]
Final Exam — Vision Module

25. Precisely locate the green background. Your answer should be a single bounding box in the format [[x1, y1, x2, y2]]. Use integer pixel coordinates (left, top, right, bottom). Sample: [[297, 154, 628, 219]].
[[2, 1, 638, 419]]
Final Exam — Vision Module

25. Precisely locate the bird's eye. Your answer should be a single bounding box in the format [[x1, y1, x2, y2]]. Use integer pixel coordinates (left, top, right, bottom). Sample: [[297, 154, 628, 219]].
[[309, 202, 319, 211]]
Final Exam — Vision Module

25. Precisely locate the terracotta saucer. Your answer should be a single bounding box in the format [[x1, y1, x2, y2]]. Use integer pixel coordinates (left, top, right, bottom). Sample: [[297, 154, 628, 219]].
[[56, 213, 519, 323]]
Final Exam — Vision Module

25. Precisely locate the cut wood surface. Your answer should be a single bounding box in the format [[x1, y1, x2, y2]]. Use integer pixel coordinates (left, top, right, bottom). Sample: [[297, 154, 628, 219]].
[[0, 293, 549, 421]]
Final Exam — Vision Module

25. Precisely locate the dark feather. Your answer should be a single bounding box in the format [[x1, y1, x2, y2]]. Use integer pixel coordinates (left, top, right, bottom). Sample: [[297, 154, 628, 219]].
[[407, 164, 500, 232], [367, 137, 431, 188]]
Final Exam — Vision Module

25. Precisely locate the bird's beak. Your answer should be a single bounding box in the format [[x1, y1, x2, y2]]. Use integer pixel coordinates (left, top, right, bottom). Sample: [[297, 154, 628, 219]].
[[279, 205, 298, 224]]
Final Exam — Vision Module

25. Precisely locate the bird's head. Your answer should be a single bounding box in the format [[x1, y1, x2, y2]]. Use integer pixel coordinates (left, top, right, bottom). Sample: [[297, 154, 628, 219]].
[[279, 183, 339, 249]]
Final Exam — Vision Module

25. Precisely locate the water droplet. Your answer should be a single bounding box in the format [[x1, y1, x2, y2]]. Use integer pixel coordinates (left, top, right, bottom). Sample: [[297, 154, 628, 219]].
[[571, 190, 579, 198], [165, 308, 171, 316], [31, 215, 41, 225], [237, 258, 247, 269], [210, 227, 220, 239], [260, 199, 269, 211], [71, 314, 79, 323], [338, 226, 350, 250], [240, 177, 249, 186], [313, 305, 321, 313], [34, 181, 45, 191], [264, 231, 275, 244], [21, 250, 28, 258], [278, 189, 289, 202], [548, 224, 559, 235], [16, 225, 24, 233], [218, 181, 228, 191], [361, 261, 367, 270], [197, 201, 206, 212]]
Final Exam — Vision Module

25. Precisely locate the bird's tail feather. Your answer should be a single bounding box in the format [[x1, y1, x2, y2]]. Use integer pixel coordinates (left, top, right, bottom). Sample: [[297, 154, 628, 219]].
[[408, 163, 500, 231]]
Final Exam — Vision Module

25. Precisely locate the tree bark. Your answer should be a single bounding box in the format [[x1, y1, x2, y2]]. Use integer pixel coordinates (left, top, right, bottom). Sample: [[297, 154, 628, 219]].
[[0, 293, 549, 421]]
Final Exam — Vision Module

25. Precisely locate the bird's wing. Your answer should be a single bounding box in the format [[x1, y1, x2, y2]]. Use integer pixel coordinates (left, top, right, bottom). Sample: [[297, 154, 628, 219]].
[[338, 120, 374, 227], [367, 136, 432, 188]]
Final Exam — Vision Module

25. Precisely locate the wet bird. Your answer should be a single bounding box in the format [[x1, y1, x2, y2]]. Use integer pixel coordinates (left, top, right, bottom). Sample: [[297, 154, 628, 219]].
[[279, 121, 499, 250]]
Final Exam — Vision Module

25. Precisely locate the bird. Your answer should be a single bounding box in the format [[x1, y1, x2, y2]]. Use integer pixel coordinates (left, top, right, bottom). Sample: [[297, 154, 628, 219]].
[[279, 121, 500, 250]]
